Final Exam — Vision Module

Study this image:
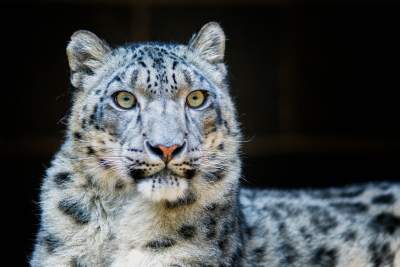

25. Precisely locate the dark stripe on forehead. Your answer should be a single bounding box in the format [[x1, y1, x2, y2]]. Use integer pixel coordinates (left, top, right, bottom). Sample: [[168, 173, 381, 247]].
[[182, 69, 192, 87], [172, 60, 179, 70], [106, 75, 121, 88]]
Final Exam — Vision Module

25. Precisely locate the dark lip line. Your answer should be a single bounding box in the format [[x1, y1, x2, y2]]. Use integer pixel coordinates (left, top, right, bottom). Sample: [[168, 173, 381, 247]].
[[135, 169, 183, 181]]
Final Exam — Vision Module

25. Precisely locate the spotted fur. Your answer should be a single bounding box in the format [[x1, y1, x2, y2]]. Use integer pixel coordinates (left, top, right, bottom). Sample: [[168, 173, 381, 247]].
[[31, 23, 399, 267]]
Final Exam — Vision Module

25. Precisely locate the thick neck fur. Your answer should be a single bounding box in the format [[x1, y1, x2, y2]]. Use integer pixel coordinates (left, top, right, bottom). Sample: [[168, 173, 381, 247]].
[[39, 130, 243, 266]]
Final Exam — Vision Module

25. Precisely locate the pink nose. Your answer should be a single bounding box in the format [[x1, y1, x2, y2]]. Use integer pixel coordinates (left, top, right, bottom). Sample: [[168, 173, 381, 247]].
[[157, 144, 179, 162]]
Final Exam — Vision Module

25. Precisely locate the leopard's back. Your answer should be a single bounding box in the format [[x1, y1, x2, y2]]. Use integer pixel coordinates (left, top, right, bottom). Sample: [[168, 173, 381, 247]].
[[240, 183, 400, 267]]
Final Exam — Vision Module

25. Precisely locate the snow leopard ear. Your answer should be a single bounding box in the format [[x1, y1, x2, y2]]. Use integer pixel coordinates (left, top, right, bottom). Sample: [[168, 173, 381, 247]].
[[188, 22, 225, 64], [66, 30, 111, 88]]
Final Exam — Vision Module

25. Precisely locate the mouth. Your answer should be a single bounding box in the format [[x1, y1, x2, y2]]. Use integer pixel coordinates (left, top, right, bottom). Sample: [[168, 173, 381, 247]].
[[129, 166, 196, 181], [135, 170, 190, 202]]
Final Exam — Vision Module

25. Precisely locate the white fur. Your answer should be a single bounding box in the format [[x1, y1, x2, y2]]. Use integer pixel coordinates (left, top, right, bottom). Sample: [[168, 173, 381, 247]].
[[137, 176, 189, 202]]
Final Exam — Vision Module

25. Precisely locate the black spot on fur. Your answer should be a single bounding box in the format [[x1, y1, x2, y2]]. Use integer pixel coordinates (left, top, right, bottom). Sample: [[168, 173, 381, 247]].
[[310, 247, 337, 267], [129, 169, 144, 181], [71, 258, 86, 267], [308, 207, 338, 234], [54, 172, 72, 187], [218, 143, 224, 150], [253, 247, 266, 263], [330, 202, 368, 213], [99, 159, 111, 169], [313, 188, 364, 199], [185, 169, 196, 179], [165, 191, 196, 209], [204, 169, 225, 182], [178, 225, 196, 240], [369, 212, 400, 234], [203, 216, 217, 239], [58, 198, 91, 224], [145, 238, 176, 250], [115, 180, 125, 190], [89, 104, 98, 125], [372, 194, 395, 205], [337, 188, 364, 198], [368, 242, 394, 267], [42, 234, 62, 253], [205, 203, 218, 212], [279, 243, 298, 264], [87, 146, 95, 155], [342, 230, 357, 242], [74, 132, 82, 140], [218, 219, 235, 252]]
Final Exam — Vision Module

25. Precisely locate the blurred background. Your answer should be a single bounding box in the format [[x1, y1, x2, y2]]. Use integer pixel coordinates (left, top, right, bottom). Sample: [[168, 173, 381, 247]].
[[1, 0, 399, 264]]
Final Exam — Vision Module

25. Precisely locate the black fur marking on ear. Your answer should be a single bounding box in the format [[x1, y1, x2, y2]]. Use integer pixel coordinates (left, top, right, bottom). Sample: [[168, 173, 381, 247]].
[[369, 212, 400, 234], [58, 198, 91, 224], [54, 172, 73, 187], [145, 237, 176, 250]]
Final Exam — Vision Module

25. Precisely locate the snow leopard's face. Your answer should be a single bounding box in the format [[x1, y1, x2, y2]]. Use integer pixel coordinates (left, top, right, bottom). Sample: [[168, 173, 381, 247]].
[[66, 23, 241, 206]]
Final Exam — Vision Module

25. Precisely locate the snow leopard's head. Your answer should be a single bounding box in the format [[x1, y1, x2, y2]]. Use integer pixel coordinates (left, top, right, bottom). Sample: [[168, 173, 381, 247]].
[[66, 22, 241, 207]]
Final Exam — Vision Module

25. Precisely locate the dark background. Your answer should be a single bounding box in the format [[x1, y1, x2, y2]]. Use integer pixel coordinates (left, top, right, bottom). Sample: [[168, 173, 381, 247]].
[[1, 0, 399, 265]]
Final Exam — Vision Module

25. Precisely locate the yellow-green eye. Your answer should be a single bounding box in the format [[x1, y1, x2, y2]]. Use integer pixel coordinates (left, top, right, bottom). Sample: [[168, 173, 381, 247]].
[[187, 90, 208, 108], [113, 91, 137, 109]]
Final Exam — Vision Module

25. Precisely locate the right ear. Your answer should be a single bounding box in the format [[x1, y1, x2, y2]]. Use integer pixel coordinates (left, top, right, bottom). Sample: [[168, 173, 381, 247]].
[[66, 30, 111, 88]]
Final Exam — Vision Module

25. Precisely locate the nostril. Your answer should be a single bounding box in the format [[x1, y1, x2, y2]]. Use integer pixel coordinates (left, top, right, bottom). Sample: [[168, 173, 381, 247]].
[[146, 141, 164, 158], [171, 141, 186, 158]]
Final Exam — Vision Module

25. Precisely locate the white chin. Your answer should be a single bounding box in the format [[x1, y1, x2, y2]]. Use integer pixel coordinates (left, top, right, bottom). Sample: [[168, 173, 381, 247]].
[[136, 176, 189, 202]]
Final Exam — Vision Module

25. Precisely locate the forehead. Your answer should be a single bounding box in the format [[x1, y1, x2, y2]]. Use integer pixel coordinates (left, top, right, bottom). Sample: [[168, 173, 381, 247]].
[[106, 44, 218, 97]]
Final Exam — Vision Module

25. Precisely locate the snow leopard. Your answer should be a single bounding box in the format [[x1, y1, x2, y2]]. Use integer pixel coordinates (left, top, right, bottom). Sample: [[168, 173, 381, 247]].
[[31, 22, 400, 267]]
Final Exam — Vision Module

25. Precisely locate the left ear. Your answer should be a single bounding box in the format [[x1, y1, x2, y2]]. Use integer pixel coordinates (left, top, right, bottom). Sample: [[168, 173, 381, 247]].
[[66, 30, 111, 88], [188, 22, 225, 64]]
